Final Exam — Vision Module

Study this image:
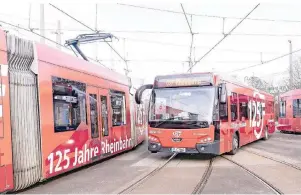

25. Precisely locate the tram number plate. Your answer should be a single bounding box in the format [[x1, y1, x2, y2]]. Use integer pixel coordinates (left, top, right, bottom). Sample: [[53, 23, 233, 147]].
[[171, 148, 186, 152]]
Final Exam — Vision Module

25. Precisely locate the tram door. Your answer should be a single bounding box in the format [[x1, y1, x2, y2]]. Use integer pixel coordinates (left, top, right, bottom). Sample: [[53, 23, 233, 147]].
[[87, 86, 111, 157], [98, 88, 111, 157]]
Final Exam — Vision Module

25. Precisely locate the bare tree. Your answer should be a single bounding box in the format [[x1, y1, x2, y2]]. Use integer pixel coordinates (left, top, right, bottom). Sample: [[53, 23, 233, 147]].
[[244, 75, 273, 93], [276, 57, 301, 92]]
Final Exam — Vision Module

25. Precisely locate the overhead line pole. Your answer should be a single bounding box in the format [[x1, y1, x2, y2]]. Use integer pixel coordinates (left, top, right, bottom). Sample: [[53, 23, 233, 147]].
[[49, 3, 127, 65], [288, 40, 293, 89], [180, 3, 194, 73], [40, 4, 45, 44], [187, 3, 260, 72], [95, 4, 98, 60]]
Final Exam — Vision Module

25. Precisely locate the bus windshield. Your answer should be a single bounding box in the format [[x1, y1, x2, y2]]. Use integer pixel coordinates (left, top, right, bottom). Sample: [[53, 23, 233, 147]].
[[149, 86, 215, 128]]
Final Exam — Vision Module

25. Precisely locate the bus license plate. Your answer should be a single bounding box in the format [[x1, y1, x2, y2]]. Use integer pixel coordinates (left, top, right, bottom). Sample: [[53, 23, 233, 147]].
[[171, 148, 186, 153]]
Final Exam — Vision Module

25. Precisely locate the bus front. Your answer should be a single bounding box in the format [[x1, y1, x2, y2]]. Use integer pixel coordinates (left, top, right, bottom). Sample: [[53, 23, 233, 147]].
[[135, 73, 225, 155]]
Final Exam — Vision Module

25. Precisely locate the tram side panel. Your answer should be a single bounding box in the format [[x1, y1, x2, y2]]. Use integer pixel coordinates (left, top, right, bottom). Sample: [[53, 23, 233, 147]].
[[0, 30, 146, 193], [35, 43, 135, 180], [278, 91, 301, 133], [0, 30, 14, 193]]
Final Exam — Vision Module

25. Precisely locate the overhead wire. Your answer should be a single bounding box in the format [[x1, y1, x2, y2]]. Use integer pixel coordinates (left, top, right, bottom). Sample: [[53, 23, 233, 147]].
[[229, 48, 301, 73], [3, 4, 298, 76], [49, 3, 127, 64], [0, 19, 110, 69], [117, 3, 301, 23], [2, 21, 286, 68], [187, 3, 261, 72], [25, 28, 301, 38]]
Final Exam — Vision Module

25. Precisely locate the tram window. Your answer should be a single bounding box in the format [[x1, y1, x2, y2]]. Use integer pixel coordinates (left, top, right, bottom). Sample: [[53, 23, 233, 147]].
[[52, 76, 87, 133], [293, 99, 301, 118], [110, 90, 126, 126], [89, 94, 99, 138], [101, 96, 109, 136], [230, 92, 238, 121], [299, 100, 301, 117], [279, 101, 286, 118], [238, 94, 248, 120]]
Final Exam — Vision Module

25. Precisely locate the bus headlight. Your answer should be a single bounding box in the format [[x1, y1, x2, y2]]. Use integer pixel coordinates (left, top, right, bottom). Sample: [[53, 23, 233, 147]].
[[200, 137, 212, 143], [148, 135, 159, 142]]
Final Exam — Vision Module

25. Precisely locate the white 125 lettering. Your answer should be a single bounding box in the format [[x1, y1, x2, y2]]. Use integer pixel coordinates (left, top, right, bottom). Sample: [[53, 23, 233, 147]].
[[47, 149, 70, 174]]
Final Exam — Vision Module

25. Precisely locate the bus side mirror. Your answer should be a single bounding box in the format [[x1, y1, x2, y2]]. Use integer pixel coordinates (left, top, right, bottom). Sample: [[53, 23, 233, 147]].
[[219, 83, 227, 104], [129, 87, 135, 96], [135, 84, 153, 104]]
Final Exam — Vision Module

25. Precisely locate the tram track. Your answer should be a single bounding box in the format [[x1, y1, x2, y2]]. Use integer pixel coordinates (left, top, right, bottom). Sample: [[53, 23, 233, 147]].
[[191, 157, 215, 194], [117, 152, 177, 194], [221, 156, 283, 195], [241, 148, 301, 171]]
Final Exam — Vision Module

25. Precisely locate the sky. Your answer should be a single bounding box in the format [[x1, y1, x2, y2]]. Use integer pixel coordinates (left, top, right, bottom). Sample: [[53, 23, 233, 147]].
[[1, 0, 301, 85]]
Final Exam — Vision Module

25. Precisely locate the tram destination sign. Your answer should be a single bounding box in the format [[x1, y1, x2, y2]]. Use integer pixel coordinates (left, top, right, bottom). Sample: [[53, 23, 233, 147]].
[[154, 73, 214, 88]]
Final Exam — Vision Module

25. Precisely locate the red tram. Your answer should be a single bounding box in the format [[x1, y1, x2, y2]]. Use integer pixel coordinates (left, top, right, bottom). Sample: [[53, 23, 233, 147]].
[[0, 29, 146, 193], [278, 89, 301, 133]]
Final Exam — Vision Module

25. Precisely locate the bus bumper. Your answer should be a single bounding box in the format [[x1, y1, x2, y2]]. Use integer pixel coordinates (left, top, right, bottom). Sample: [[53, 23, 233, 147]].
[[148, 141, 220, 155], [196, 141, 220, 155]]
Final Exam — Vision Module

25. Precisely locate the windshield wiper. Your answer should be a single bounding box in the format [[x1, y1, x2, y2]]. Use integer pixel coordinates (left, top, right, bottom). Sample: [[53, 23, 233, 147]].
[[154, 116, 181, 128], [185, 121, 209, 128]]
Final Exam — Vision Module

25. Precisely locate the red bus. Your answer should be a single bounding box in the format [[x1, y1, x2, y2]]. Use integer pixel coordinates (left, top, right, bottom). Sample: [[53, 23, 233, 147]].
[[278, 89, 301, 133], [135, 72, 276, 155], [0, 30, 146, 193]]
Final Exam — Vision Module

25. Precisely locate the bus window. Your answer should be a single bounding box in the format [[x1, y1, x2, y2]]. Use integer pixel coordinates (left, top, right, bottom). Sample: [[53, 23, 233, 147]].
[[238, 94, 248, 120], [110, 90, 126, 126], [136, 105, 143, 125], [101, 96, 109, 136], [52, 76, 87, 133], [230, 92, 238, 121], [279, 101, 286, 118], [89, 94, 99, 138], [265, 101, 271, 114], [271, 101, 274, 113], [258, 102, 263, 119]]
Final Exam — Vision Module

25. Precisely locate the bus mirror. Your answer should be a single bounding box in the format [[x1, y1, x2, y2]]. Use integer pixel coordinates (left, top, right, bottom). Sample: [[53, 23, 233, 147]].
[[135, 84, 153, 104], [220, 83, 227, 104], [129, 87, 135, 95]]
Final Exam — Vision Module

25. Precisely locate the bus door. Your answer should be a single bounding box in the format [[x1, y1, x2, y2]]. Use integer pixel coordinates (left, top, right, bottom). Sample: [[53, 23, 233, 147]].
[[98, 88, 111, 157], [238, 94, 248, 145]]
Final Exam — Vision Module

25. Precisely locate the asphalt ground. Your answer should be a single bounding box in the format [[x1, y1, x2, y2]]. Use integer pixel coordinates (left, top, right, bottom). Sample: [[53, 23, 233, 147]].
[[19, 131, 301, 194]]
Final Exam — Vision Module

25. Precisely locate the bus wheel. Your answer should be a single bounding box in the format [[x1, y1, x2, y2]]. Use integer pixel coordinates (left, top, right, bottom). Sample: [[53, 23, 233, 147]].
[[229, 133, 239, 155], [263, 127, 269, 140]]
